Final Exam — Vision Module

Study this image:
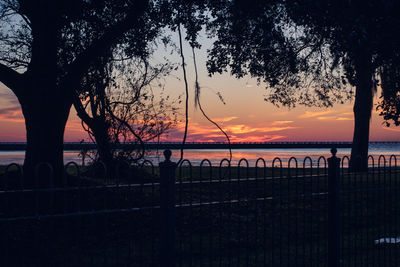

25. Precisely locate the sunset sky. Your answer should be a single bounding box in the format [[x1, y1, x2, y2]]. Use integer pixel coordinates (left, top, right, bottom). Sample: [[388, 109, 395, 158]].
[[1, 33, 400, 143]]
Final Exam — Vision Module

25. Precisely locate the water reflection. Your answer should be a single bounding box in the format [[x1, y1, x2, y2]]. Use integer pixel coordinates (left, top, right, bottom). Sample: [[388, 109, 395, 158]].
[[0, 145, 399, 168]]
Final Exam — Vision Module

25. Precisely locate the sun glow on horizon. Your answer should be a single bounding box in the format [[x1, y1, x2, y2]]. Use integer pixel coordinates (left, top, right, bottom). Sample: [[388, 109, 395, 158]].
[[1, 80, 400, 143]]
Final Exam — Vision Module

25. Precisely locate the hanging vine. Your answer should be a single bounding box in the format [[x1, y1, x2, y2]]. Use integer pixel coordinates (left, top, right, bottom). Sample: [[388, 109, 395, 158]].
[[177, 24, 189, 165], [192, 46, 232, 161]]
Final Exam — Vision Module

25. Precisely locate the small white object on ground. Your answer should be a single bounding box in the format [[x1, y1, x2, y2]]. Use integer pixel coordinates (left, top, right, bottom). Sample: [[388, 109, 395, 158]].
[[374, 237, 400, 244]]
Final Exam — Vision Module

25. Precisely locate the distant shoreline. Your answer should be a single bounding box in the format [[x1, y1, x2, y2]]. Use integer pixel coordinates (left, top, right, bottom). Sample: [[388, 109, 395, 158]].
[[1, 141, 399, 151]]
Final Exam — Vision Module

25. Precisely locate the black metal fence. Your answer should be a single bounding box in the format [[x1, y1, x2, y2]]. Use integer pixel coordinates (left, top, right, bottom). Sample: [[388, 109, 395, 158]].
[[1, 149, 400, 266]]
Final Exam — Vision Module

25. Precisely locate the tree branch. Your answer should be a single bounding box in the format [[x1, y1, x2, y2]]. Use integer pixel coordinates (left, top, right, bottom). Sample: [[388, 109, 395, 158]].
[[60, 0, 148, 92], [72, 92, 94, 128], [0, 62, 24, 95]]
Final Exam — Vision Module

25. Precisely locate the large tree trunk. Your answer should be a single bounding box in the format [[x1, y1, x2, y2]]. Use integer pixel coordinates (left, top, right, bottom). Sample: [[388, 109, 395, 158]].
[[21, 95, 71, 187], [349, 55, 374, 172]]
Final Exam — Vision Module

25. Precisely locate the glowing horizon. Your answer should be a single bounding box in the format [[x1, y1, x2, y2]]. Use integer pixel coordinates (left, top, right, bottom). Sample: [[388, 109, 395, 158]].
[[1, 81, 400, 143]]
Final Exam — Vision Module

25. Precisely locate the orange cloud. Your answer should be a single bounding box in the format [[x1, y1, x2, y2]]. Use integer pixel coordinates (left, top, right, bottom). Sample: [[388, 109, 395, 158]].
[[299, 110, 334, 118], [271, 120, 294, 125], [226, 124, 296, 134], [161, 119, 297, 143], [230, 135, 285, 142], [317, 116, 337, 120], [213, 116, 238, 122], [316, 116, 352, 121], [0, 106, 24, 122]]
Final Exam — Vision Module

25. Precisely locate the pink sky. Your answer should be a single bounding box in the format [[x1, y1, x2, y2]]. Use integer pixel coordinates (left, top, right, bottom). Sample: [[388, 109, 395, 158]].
[[1, 36, 400, 143]]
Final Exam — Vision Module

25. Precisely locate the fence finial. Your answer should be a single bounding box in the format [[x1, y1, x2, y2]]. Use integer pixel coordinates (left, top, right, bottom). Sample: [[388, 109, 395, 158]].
[[164, 149, 172, 162]]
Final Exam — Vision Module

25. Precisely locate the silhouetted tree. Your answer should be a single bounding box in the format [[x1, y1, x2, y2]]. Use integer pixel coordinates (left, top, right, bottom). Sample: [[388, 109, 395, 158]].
[[286, 1, 400, 171], [377, 52, 400, 126], [0, 0, 166, 182], [74, 56, 178, 170], [204, 0, 400, 171]]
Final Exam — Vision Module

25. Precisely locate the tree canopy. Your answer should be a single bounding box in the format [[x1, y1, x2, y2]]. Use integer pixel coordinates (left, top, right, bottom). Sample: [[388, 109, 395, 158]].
[[200, 0, 400, 171], [0, 0, 171, 180]]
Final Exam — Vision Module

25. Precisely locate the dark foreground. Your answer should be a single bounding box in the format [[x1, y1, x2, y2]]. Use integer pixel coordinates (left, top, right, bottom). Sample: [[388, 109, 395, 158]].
[[1, 154, 400, 266]]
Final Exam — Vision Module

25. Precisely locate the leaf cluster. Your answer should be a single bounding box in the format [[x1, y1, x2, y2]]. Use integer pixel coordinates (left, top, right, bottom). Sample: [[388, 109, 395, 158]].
[[197, 0, 400, 109]]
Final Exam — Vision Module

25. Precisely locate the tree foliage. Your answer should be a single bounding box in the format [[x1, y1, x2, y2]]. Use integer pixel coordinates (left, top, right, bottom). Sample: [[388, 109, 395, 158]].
[[0, 0, 173, 180], [377, 48, 400, 126], [199, 0, 400, 171]]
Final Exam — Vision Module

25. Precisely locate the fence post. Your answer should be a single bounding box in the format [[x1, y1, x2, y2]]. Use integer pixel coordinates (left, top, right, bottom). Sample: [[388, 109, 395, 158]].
[[327, 148, 341, 267], [159, 149, 176, 267]]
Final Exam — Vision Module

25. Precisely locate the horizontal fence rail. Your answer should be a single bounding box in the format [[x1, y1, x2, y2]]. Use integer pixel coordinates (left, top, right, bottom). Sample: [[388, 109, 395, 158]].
[[0, 150, 400, 266]]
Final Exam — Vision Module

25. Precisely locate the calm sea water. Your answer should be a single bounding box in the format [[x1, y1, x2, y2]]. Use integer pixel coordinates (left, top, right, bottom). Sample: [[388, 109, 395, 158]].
[[1, 143, 400, 166]]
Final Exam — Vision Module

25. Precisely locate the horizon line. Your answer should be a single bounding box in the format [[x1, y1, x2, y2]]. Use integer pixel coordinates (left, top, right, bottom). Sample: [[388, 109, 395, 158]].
[[1, 141, 400, 144]]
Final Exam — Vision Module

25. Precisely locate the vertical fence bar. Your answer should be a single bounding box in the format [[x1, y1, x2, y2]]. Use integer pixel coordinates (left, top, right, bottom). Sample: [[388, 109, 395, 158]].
[[328, 148, 341, 267], [159, 149, 176, 267]]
